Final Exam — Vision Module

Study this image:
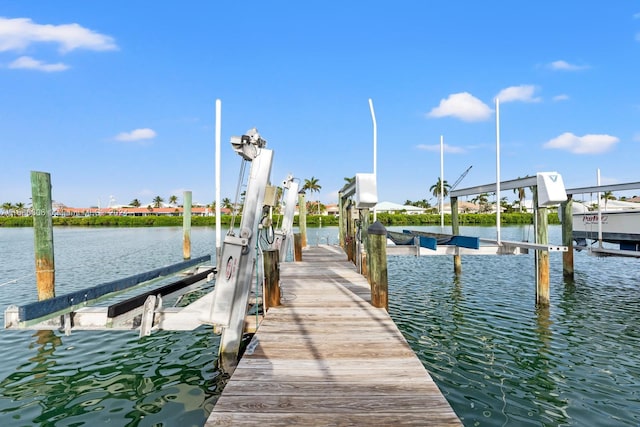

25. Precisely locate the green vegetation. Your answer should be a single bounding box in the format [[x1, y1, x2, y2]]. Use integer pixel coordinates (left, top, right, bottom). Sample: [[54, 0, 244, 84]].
[[375, 212, 558, 226], [0, 212, 558, 228]]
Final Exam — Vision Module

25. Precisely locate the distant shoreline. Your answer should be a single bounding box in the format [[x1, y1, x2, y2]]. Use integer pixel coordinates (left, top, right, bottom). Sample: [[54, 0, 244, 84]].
[[0, 212, 558, 227]]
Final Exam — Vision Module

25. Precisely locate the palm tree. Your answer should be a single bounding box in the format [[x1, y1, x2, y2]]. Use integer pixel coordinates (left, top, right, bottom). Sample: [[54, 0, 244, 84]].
[[429, 178, 451, 199], [303, 177, 322, 214], [168, 195, 178, 206], [130, 198, 141, 207], [415, 199, 431, 209], [222, 198, 232, 209], [429, 178, 450, 212], [152, 196, 164, 208], [2, 202, 13, 216], [513, 183, 526, 212], [602, 191, 616, 210], [471, 193, 490, 212], [15, 202, 25, 216]]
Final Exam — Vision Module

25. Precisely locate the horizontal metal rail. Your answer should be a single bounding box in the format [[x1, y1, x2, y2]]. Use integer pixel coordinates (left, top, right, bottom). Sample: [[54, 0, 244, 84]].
[[451, 176, 538, 198], [107, 267, 215, 318], [566, 181, 640, 195], [480, 238, 568, 252], [11, 255, 211, 324]]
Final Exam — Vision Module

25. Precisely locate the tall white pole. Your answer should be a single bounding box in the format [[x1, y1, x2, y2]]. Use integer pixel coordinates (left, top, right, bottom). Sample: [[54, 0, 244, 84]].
[[369, 98, 377, 222], [597, 168, 602, 247], [440, 134, 444, 229], [215, 99, 222, 267], [496, 98, 501, 244]]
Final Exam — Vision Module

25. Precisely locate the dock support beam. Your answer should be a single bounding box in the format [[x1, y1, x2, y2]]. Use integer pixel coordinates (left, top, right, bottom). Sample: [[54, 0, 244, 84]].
[[561, 195, 574, 280], [360, 208, 370, 276], [298, 191, 307, 248], [31, 171, 55, 301], [183, 190, 192, 260], [338, 191, 345, 248], [534, 189, 550, 306], [263, 249, 280, 310], [293, 233, 302, 261], [368, 221, 388, 311], [451, 196, 462, 275]]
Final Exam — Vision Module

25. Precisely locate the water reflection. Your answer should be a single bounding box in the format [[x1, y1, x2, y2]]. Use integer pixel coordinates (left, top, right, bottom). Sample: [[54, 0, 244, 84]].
[[0, 328, 222, 426], [386, 226, 640, 426]]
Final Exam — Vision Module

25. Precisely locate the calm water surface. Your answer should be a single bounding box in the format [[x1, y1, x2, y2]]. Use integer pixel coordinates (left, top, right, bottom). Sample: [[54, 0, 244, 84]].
[[1, 225, 639, 426]]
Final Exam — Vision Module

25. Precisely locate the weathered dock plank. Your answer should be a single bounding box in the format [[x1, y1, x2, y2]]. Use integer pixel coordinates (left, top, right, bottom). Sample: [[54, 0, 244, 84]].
[[206, 245, 461, 426]]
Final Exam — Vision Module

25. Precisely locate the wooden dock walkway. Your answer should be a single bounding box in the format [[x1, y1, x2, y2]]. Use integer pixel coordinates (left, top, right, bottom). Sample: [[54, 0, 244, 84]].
[[205, 245, 461, 426]]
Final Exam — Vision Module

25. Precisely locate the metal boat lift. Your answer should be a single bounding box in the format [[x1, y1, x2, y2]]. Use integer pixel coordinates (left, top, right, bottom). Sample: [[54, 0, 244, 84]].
[[5, 128, 277, 348], [272, 174, 299, 262], [4, 256, 217, 337]]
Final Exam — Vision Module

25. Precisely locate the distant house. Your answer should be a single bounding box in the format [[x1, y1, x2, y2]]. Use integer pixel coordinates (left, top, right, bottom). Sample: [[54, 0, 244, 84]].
[[374, 201, 426, 215], [325, 204, 339, 216], [53, 205, 230, 217], [441, 201, 481, 214]]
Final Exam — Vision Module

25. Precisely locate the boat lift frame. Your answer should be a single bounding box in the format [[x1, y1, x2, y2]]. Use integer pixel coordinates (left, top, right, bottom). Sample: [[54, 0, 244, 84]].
[[4, 256, 218, 337], [272, 174, 299, 262]]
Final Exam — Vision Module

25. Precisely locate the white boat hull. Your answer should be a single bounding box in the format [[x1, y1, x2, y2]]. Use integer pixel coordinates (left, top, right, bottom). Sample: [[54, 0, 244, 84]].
[[573, 210, 640, 250]]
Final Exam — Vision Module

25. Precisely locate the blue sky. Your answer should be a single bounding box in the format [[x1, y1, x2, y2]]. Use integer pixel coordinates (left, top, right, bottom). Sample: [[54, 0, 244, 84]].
[[2, 1, 640, 208]]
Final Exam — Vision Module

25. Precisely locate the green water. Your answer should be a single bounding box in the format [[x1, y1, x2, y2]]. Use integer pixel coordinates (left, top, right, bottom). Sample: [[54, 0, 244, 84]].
[[1, 226, 639, 426], [388, 229, 640, 426]]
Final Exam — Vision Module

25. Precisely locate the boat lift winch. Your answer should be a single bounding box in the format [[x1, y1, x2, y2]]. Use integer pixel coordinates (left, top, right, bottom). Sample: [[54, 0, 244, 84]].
[[204, 127, 275, 368]]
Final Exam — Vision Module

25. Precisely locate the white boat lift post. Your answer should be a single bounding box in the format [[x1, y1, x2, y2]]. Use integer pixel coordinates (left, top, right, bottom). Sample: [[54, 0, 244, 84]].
[[369, 98, 377, 223], [273, 174, 299, 262], [215, 99, 222, 269]]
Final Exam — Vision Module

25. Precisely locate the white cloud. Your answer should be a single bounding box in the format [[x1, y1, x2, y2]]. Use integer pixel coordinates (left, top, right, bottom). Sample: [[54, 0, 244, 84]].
[[633, 133, 640, 142], [115, 128, 157, 142], [416, 144, 466, 154], [496, 85, 541, 103], [548, 60, 589, 71], [0, 17, 117, 53], [543, 132, 619, 154], [552, 94, 569, 102], [427, 92, 493, 122], [8, 55, 68, 72]]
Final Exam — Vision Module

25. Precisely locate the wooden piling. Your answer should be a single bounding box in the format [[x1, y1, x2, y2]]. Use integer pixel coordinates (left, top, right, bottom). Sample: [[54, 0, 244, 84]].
[[293, 233, 302, 261], [360, 208, 370, 277], [346, 202, 356, 264], [561, 195, 574, 280], [263, 249, 280, 310], [183, 190, 192, 260], [451, 196, 462, 275], [534, 189, 550, 306], [338, 192, 345, 248], [31, 171, 55, 301], [298, 191, 307, 248], [367, 221, 388, 311]]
